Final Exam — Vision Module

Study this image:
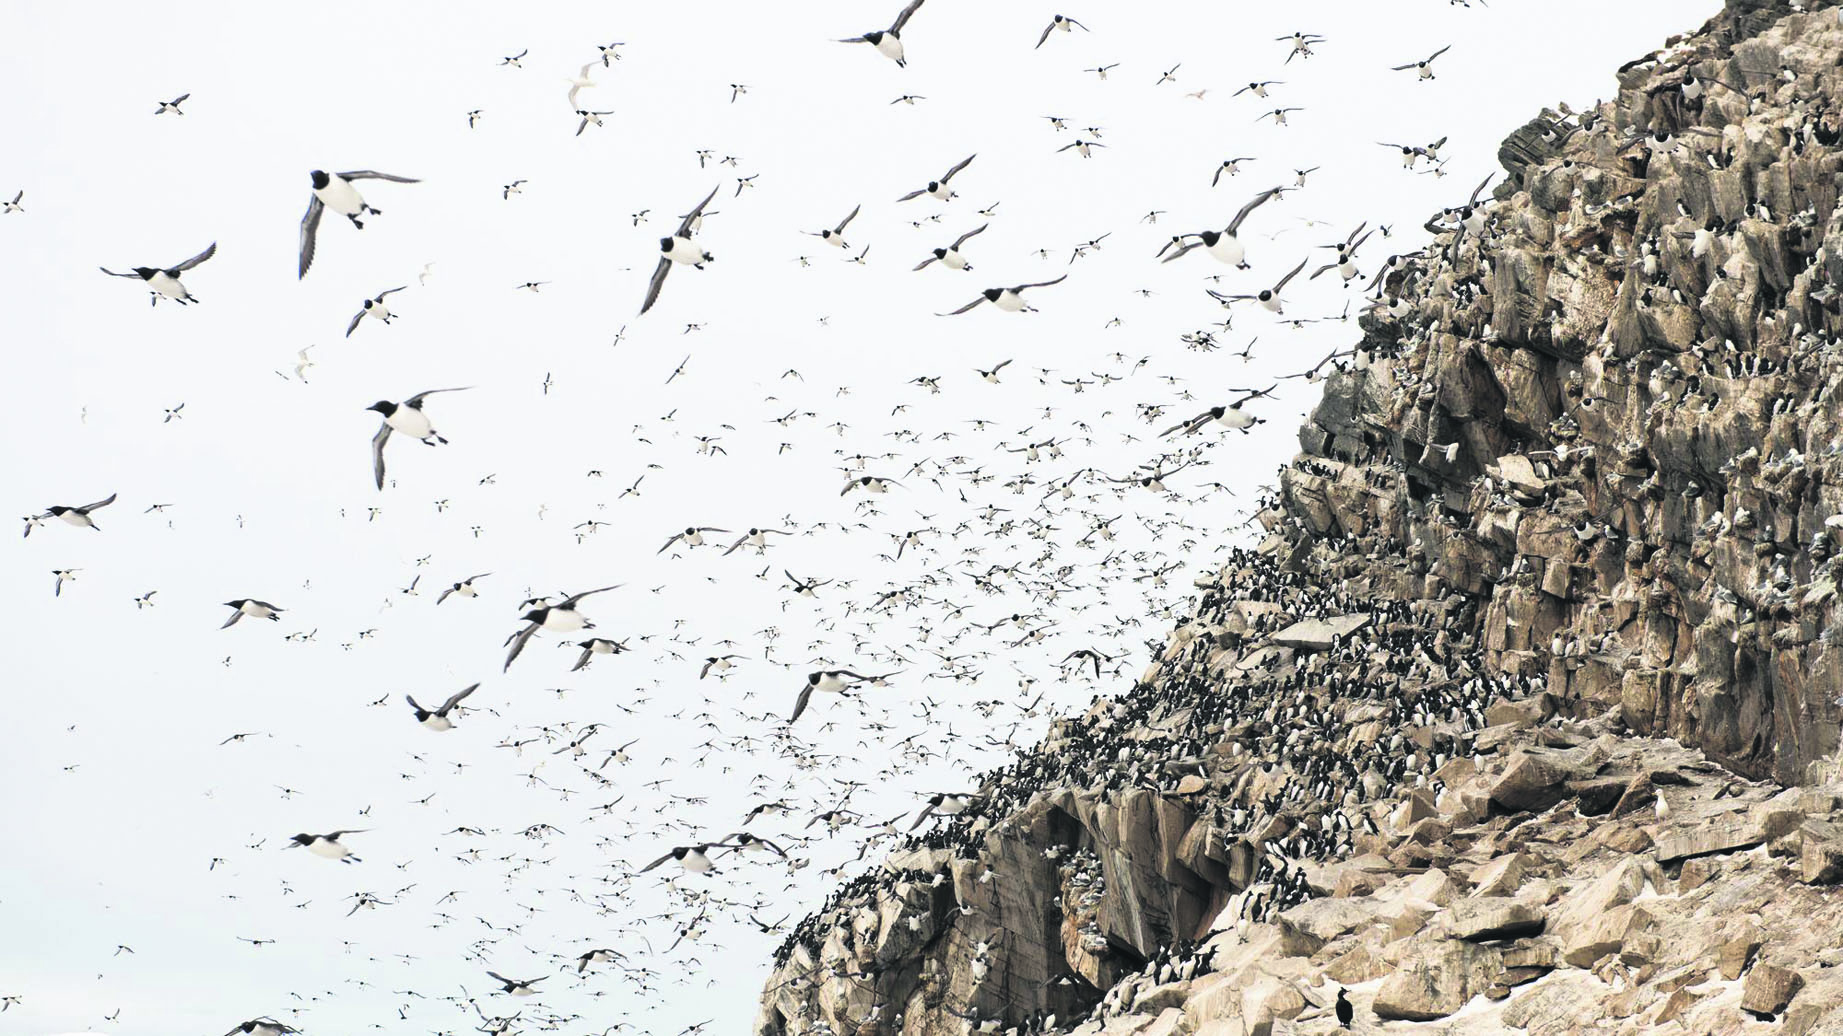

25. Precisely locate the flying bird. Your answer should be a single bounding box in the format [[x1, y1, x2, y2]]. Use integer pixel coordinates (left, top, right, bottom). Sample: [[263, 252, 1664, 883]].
[[1156, 188, 1281, 268], [838, 0, 927, 67], [913, 224, 987, 271], [298, 169, 420, 278], [896, 154, 975, 202], [100, 243, 216, 305], [1392, 44, 1452, 79], [154, 93, 190, 115], [405, 684, 478, 731], [1208, 257, 1309, 313], [367, 388, 468, 490], [1035, 14, 1089, 48], [640, 185, 720, 315], [941, 274, 1068, 315], [345, 286, 405, 337]]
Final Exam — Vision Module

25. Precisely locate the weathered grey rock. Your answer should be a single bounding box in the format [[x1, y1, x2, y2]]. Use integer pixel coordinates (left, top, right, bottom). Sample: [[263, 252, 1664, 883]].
[[1742, 963, 1804, 1018], [1266, 614, 1369, 652], [1443, 897, 1546, 941], [1654, 815, 1766, 864], [1371, 940, 1503, 1021]]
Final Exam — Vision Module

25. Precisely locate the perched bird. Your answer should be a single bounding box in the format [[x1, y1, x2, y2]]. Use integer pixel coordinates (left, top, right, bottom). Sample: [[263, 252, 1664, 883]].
[[367, 388, 468, 490], [298, 169, 420, 278], [941, 274, 1068, 315], [838, 0, 927, 67], [640, 185, 720, 315], [896, 154, 976, 202], [405, 684, 478, 731], [1035, 14, 1089, 48], [1335, 987, 1353, 1028], [345, 287, 406, 337], [100, 243, 216, 305]]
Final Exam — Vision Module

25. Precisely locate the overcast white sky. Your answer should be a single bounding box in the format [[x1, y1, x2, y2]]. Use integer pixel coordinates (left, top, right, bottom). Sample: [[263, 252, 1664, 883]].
[[1, 2, 1712, 1034]]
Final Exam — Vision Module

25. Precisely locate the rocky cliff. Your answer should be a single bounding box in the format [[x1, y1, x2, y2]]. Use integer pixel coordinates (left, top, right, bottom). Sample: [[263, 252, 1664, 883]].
[[756, 2, 1843, 1033]]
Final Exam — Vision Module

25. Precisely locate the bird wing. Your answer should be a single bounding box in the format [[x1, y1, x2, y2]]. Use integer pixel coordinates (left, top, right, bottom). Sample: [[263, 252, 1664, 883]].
[[835, 204, 861, 233], [439, 683, 479, 713], [78, 493, 117, 512], [789, 684, 814, 723], [889, 0, 925, 34], [503, 622, 541, 672], [1272, 257, 1309, 293], [485, 971, 511, 985], [345, 308, 365, 338], [676, 185, 720, 237], [1344, 221, 1369, 248], [377, 286, 407, 299], [942, 296, 986, 315], [338, 171, 420, 183], [403, 386, 470, 406], [371, 422, 392, 490], [638, 851, 676, 873], [1211, 165, 1226, 188], [564, 585, 622, 605], [640, 255, 673, 315], [1016, 274, 1068, 290], [1158, 239, 1199, 263], [952, 223, 988, 248], [657, 532, 685, 555], [906, 804, 936, 831], [1308, 262, 1338, 280], [1468, 173, 1494, 206], [220, 609, 244, 629], [571, 647, 594, 672], [1035, 22, 1055, 48], [298, 195, 324, 279], [941, 153, 976, 182], [1226, 188, 1280, 234], [171, 242, 217, 272], [894, 187, 927, 202], [1390, 61, 1417, 70], [912, 254, 938, 270], [405, 694, 424, 712], [1427, 44, 1452, 62]]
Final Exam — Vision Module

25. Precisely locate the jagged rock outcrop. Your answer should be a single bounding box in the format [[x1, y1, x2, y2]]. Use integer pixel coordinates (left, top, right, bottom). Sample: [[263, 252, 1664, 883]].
[[758, 2, 1843, 1033]]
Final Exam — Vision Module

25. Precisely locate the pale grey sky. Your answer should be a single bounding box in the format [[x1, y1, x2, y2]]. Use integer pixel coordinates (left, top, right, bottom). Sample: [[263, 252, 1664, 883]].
[[0, 2, 1709, 1034]]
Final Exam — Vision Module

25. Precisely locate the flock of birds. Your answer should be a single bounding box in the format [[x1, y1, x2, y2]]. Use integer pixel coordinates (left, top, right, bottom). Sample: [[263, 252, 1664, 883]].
[[1, 2, 1572, 1034]]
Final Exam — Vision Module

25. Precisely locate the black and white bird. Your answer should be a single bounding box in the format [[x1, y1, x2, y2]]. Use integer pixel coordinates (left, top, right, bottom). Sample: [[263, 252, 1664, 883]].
[[485, 972, 545, 997], [913, 223, 987, 271], [437, 573, 490, 604], [26, 493, 116, 536], [659, 526, 731, 554], [2, 190, 21, 214], [1056, 139, 1106, 159], [569, 638, 629, 671], [1157, 188, 1281, 268], [700, 654, 744, 679], [1212, 158, 1256, 186], [908, 792, 973, 830], [896, 154, 975, 202], [286, 830, 364, 862], [789, 670, 873, 722], [503, 586, 622, 671], [100, 243, 216, 305], [1208, 257, 1309, 313], [576, 949, 623, 973], [942, 274, 1067, 315], [367, 388, 468, 490], [1391, 44, 1452, 79], [1159, 387, 1276, 436], [1232, 80, 1282, 97], [838, 0, 927, 67], [805, 205, 861, 249], [298, 169, 420, 278], [221, 599, 282, 628], [1035, 14, 1089, 48], [639, 842, 736, 874], [574, 109, 613, 136], [154, 93, 190, 115], [345, 287, 405, 337], [641, 185, 720, 315], [221, 1018, 297, 1036], [405, 683, 478, 731], [722, 527, 792, 555]]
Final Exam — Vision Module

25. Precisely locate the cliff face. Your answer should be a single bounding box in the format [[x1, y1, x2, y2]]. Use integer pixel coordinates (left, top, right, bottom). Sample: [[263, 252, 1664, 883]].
[[758, 2, 1843, 1034]]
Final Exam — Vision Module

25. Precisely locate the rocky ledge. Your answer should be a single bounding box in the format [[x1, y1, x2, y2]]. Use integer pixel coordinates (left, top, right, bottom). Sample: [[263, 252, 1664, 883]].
[[758, 1, 1843, 1033]]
